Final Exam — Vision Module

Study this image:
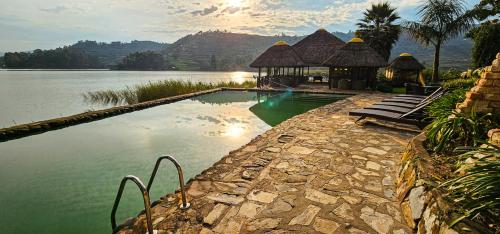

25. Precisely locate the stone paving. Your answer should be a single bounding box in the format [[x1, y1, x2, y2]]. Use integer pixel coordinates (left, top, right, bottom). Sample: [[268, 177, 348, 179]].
[[118, 92, 416, 234]]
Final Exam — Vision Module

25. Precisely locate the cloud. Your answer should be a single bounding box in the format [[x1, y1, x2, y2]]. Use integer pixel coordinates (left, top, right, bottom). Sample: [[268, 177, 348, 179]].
[[39, 5, 68, 14], [191, 5, 218, 16]]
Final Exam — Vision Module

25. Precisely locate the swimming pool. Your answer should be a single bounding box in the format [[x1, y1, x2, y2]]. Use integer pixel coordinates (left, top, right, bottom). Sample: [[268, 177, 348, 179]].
[[0, 91, 348, 233]]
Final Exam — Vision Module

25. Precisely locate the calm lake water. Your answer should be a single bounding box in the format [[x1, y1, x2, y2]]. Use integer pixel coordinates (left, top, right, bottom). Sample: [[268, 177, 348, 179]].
[[0, 70, 255, 128], [0, 78, 348, 233]]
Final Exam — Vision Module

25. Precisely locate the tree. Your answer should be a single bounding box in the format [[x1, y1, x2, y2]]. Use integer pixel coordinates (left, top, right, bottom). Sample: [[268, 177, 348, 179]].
[[356, 2, 401, 61], [404, 0, 474, 83], [467, 0, 500, 67]]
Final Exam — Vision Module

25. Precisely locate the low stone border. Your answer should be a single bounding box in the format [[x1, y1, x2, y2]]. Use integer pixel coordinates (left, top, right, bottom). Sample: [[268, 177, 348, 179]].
[[397, 133, 490, 233], [0, 88, 223, 142]]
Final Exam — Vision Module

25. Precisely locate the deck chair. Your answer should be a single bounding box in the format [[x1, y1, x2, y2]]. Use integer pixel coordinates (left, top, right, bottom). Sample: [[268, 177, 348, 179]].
[[378, 87, 444, 109], [349, 103, 432, 129]]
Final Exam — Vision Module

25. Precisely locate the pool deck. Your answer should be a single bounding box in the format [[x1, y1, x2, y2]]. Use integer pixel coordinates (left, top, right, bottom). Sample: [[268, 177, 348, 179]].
[[117, 91, 417, 234]]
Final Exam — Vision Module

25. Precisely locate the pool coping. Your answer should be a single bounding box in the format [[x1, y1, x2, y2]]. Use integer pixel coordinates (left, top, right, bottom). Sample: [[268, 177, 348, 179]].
[[0, 88, 357, 142]]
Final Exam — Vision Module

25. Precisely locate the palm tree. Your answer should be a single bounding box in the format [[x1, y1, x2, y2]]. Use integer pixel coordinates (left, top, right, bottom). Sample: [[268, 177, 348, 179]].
[[404, 0, 474, 83], [356, 2, 401, 61]]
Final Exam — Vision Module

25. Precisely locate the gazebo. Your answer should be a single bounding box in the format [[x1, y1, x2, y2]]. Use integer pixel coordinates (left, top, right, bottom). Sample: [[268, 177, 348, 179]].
[[386, 53, 425, 86], [250, 41, 305, 88], [323, 38, 387, 90], [292, 29, 345, 69]]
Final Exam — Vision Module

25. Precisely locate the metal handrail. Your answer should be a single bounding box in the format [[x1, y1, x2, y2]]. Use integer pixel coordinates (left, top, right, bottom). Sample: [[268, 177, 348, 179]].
[[147, 155, 190, 209], [111, 175, 153, 234]]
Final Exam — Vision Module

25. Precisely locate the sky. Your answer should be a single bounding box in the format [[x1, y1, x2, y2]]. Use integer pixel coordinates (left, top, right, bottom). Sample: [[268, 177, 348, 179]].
[[0, 0, 478, 52]]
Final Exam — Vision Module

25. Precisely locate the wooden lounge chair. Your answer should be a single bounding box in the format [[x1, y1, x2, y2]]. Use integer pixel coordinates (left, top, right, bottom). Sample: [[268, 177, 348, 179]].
[[378, 87, 445, 109]]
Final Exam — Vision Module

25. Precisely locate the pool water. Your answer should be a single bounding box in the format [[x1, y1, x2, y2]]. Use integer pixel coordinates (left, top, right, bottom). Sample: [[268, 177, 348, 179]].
[[0, 91, 348, 234]]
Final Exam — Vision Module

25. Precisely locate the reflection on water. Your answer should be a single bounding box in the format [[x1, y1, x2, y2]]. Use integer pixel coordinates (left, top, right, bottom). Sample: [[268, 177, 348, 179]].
[[0, 91, 347, 234]]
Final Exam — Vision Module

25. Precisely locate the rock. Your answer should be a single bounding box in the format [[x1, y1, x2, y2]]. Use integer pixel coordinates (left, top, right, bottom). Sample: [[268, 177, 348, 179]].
[[263, 198, 293, 215], [343, 195, 362, 205], [237, 202, 264, 219], [393, 229, 407, 234], [352, 172, 365, 181], [266, 147, 282, 153], [246, 218, 281, 232], [365, 181, 383, 192], [352, 155, 368, 160], [382, 176, 393, 186], [408, 186, 426, 220], [333, 203, 354, 220], [366, 161, 382, 171], [386, 204, 401, 222], [241, 170, 253, 180], [276, 162, 289, 169], [247, 190, 278, 204], [223, 220, 243, 233], [204, 204, 228, 226], [328, 178, 343, 186], [313, 218, 340, 234], [336, 164, 355, 174], [285, 174, 308, 183], [275, 184, 298, 192], [384, 189, 395, 199], [355, 168, 380, 176], [207, 194, 244, 205], [360, 206, 394, 234], [243, 145, 257, 152], [288, 205, 321, 225], [187, 181, 207, 197], [153, 217, 164, 225], [305, 188, 338, 205], [362, 147, 387, 155], [349, 228, 369, 234], [288, 146, 315, 155], [199, 228, 214, 234]]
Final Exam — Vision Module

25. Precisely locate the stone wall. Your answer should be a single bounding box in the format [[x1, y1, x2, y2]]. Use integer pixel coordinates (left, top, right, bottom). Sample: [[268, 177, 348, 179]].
[[456, 53, 500, 115], [397, 134, 488, 233]]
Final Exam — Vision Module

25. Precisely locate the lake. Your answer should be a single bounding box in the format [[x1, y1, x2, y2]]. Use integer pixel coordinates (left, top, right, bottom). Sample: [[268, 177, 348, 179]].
[[0, 70, 254, 128]]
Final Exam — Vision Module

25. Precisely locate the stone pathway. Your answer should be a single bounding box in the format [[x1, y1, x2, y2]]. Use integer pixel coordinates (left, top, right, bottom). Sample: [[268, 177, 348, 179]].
[[118, 92, 416, 234]]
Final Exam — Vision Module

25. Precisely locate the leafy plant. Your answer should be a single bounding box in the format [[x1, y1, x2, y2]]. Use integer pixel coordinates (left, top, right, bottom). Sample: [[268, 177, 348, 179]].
[[443, 146, 500, 228], [425, 108, 499, 153], [426, 88, 468, 119], [442, 78, 477, 89]]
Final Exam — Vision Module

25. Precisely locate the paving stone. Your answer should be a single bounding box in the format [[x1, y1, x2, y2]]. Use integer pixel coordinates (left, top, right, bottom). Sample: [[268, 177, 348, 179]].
[[204, 204, 228, 225], [313, 218, 340, 234], [352, 155, 368, 160], [305, 188, 338, 205], [360, 206, 394, 234], [362, 147, 388, 155], [237, 202, 264, 219], [349, 227, 369, 234], [263, 198, 294, 215], [408, 186, 426, 219], [382, 175, 393, 186], [207, 194, 244, 205], [246, 218, 282, 232], [288, 205, 321, 225], [333, 202, 354, 220], [366, 161, 382, 171], [393, 228, 407, 234], [355, 168, 380, 176], [288, 146, 316, 154], [266, 147, 282, 153], [285, 174, 308, 183], [365, 180, 383, 192], [328, 178, 344, 186], [199, 227, 214, 234], [247, 190, 278, 204], [275, 162, 289, 169]]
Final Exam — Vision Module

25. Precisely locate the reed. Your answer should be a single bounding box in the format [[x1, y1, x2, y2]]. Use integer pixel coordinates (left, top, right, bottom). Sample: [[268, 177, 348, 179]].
[[83, 80, 256, 105]]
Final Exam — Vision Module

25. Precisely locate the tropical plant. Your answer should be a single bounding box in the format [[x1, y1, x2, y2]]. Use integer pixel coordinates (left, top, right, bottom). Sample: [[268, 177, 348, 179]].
[[467, 20, 500, 68], [425, 108, 499, 153], [443, 146, 500, 228], [356, 2, 401, 61], [426, 88, 468, 119], [404, 0, 474, 83]]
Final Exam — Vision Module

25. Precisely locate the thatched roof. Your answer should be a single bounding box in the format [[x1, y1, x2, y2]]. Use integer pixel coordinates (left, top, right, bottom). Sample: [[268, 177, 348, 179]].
[[322, 38, 387, 68], [389, 53, 425, 70], [250, 41, 304, 68], [292, 29, 345, 66]]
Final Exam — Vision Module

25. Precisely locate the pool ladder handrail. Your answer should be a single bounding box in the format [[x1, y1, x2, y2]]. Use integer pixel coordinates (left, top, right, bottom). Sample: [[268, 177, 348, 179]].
[[110, 155, 190, 234], [110, 175, 153, 234], [146, 155, 190, 209]]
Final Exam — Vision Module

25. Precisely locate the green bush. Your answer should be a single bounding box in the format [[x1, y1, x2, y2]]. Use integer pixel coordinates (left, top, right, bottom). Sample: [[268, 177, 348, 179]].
[[425, 109, 499, 154], [426, 88, 468, 120], [443, 146, 500, 228], [442, 78, 477, 89]]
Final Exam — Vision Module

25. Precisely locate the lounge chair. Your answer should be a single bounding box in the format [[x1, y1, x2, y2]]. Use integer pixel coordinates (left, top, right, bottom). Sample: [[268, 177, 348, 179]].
[[349, 103, 430, 129], [377, 87, 445, 109]]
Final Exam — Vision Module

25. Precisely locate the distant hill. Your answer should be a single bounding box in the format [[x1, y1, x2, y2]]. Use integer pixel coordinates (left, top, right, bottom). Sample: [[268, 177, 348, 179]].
[[163, 31, 472, 71], [70, 40, 170, 66]]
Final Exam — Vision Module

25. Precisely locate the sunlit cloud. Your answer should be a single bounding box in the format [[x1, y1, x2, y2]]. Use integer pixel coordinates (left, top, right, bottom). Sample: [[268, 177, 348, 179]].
[[0, 0, 478, 51]]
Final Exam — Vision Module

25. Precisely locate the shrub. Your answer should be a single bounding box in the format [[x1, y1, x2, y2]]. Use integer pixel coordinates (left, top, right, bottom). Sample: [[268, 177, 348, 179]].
[[425, 109, 499, 154], [442, 78, 477, 89], [426, 88, 468, 120], [443, 146, 500, 228]]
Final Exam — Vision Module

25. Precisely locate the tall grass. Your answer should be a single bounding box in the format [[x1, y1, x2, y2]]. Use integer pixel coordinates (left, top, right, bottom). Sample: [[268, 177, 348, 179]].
[[83, 80, 256, 105]]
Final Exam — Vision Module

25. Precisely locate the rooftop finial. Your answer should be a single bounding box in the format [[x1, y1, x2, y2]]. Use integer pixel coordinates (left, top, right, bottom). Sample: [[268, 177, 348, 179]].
[[348, 37, 364, 43], [274, 41, 289, 46]]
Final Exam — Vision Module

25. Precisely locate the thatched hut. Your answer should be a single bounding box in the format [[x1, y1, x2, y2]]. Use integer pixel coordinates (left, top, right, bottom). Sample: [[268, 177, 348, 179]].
[[250, 41, 305, 87], [292, 29, 345, 67], [323, 37, 387, 90], [386, 53, 425, 86]]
